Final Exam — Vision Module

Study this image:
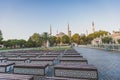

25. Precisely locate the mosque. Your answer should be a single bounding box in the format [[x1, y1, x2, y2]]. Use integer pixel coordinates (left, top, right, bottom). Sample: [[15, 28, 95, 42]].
[[49, 22, 120, 45], [49, 24, 71, 38], [49, 21, 95, 38], [91, 22, 120, 45]]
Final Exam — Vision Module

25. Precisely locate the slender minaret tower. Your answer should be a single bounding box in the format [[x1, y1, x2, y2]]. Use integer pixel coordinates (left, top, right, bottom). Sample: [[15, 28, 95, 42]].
[[86, 29, 88, 36], [68, 23, 69, 35], [50, 24, 52, 36], [92, 21, 95, 33], [67, 23, 71, 37], [56, 28, 59, 37], [56, 27, 58, 34]]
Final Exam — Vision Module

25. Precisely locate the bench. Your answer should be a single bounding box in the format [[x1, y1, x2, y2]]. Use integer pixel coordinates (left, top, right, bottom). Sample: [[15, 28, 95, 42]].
[[20, 54, 37, 58], [0, 57, 7, 62], [14, 63, 49, 76], [46, 53, 60, 55], [54, 64, 98, 80], [30, 58, 55, 65], [64, 53, 80, 55], [4, 55, 18, 58], [40, 55, 58, 58], [62, 55, 83, 58], [0, 73, 33, 80], [46, 77, 88, 80], [0, 62, 15, 73], [60, 58, 88, 65], [7, 58, 28, 64]]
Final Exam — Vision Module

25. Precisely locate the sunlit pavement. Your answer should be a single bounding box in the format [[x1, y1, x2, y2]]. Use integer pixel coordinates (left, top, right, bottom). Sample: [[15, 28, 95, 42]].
[[74, 47, 120, 80]]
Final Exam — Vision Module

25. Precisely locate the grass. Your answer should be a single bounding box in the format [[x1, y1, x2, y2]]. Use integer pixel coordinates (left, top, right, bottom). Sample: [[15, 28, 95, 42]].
[[48, 46, 72, 51], [0, 46, 72, 52], [0, 48, 30, 52], [31, 46, 72, 51]]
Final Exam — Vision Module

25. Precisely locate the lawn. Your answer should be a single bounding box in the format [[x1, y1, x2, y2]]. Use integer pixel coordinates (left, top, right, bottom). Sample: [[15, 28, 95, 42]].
[[0, 46, 72, 52], [31, 46, 72, 51]]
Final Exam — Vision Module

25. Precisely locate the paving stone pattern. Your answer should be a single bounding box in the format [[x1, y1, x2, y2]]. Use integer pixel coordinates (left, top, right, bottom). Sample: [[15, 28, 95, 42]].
[[75, 47, 120, 80]]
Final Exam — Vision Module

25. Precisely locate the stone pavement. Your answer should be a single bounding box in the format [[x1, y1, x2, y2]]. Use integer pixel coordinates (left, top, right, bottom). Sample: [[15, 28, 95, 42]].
[[74, 47, 120, 80]]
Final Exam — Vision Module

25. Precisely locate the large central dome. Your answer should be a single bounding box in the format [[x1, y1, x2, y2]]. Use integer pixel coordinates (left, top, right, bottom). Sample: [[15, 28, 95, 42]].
[[56, 32, 65, 37]]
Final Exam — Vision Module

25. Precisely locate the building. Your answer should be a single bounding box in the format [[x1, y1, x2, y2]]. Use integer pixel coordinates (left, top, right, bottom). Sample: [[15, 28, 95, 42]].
[[56, 24, 71, 38], [91, 37, 102, 45], [92, 21, 95, 33], [91, 30, 120, 45], [86, 29, 88, 36], [112, 30, 120, 44], [56, 32, 65, 37]]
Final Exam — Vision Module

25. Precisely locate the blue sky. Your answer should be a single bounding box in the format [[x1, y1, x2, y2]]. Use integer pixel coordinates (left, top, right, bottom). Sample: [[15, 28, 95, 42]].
[[0, 0, 120, 40]]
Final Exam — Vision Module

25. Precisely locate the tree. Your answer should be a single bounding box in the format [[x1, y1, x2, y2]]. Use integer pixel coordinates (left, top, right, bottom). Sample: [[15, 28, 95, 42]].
[[79, 35, 87, 45], [27, 33, 42, 47], [49, 36, 56, 46], [61, 35, 70, 44], [3, 40, 11, 48], [71, 33, 80, 44], [42, 32, 49, 47], [102, 37, 113, 44], [26, 37, 35, 47], [17, 39, 26, 48], [86, 35, 93, 44], [56, 37, 61, 45], [117, 39, 120, 44], [0, 30, 3, 44], [86, 30, 110, 44], [3, 39, 27, 48]]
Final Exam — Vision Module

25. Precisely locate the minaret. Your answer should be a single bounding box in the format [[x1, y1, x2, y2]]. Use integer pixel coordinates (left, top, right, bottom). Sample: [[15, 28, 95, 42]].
[[56, 27, 59, 37], [50, 24, 52, 36], [86, 29, 88, 36], [68, 23, 70, 36], [67, 23, 71, 37], [92, 21, 95, 33], [57, 27, 59, 34]]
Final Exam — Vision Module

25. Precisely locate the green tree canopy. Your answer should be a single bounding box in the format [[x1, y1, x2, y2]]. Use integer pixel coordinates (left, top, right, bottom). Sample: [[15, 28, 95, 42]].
[[42, 32, 49, 42], [87, 30, 110, 44], [61, 35, 70, 44], [41, 32, 49, 47], [49, 36, 56, 46], [71, 33, 80, 44], [0, 30, 3, 44], [27, 33, 42, 47], [79, 35, 87, 45], [17, 39, 26, 48], [117, 39, 120, 44], [88, 30, 109, 39], [3, 39, 26, 48], [26, 37, 35, 47], [56, 37, 61, 45], [102, 37, 113, 44]]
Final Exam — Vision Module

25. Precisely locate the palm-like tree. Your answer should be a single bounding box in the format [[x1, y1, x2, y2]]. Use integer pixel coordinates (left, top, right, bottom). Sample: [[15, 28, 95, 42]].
[[42, 32, 49, 48]]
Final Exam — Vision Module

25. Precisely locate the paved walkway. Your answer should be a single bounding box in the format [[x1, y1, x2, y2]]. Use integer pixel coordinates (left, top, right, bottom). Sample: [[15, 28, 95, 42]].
[[74, 47, 120, 80]]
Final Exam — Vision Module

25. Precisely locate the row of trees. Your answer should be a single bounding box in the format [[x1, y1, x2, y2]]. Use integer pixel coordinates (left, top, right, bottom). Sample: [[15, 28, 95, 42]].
[[0, 32, 71, 48], [27, 32, 71, 48], [1, 30, 119, 48], [70, 30, 120, 45]]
